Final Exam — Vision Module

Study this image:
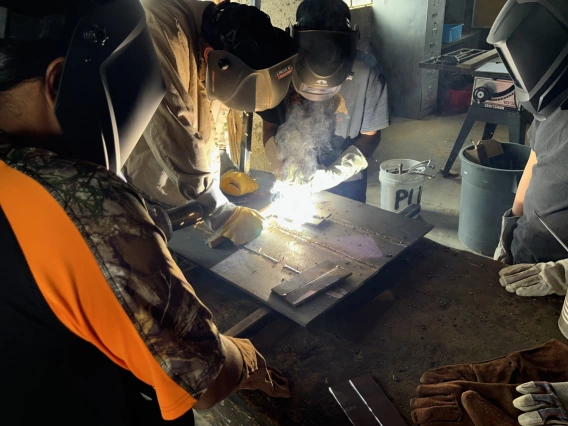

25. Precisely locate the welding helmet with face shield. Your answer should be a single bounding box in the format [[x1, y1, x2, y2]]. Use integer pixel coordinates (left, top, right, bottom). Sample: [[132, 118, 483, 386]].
[[206, 37, 296, 112], [290, 22, 359, 102], [203, 3, 297, 112], [487, 0, 568, 121], [0, 0, 165, 173]]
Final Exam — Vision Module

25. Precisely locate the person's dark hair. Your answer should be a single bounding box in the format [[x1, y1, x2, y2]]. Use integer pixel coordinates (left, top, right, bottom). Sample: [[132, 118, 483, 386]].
[[296, 0, 351, 32], [201, 0, 296, 70], [0, 0, 110, 92]]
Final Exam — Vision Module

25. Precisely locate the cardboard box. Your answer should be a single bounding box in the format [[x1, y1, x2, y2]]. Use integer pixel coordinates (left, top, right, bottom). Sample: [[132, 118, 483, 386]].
[[464, 139, 505, 166]]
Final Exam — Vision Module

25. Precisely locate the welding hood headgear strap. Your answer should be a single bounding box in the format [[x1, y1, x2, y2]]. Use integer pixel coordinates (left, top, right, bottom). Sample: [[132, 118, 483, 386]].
[[206, 50, 296, 112], [0, 0, 165, 173], [487, 0, 568, 120], [0, 7, 66, 40], [290, 26, 358, 101]]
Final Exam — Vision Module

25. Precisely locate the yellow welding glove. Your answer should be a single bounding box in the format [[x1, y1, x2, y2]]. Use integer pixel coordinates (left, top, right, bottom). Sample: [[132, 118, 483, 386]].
[[218, 206, 265, 245], [220, 170, 259, 196]]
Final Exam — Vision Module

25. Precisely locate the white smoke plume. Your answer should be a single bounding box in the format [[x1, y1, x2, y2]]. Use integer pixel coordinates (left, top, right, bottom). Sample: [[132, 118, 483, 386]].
[[274, 101, 337, 183]]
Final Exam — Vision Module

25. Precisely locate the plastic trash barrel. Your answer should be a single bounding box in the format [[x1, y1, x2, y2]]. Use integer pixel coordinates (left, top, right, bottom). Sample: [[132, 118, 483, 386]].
[[458, 143, 531, 256], [379, 159, 426, 213]]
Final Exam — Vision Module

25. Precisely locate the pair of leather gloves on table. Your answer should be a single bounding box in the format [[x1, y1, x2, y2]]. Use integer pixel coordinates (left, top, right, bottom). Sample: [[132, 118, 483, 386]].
[[495, 209, 568, 297], [411, 340, 568, 425], [265, 136, 368, 192]]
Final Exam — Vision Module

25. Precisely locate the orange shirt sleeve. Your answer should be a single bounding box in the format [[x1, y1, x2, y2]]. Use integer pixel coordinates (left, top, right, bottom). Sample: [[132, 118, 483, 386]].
[[0, 159, 225, 420]]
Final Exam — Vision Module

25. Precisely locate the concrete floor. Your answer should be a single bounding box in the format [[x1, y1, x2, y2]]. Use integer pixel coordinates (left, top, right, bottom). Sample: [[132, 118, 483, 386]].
[[367, 113, 510, 252]]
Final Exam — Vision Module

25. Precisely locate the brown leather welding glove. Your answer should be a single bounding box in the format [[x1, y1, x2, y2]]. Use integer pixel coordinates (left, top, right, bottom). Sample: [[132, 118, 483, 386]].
[[461, 390, 519, 426], [225, 336, 291, 398], [421, 340, 568, 385], [410, 381, 519, 425]]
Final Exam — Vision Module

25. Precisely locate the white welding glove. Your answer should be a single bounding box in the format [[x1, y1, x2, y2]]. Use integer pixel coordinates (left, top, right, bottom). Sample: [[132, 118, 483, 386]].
[[499, 260, 568, 297], [264, 137, 283, 177], [494, 208, 521, 265], [514, 381, 568, 425], [307, 145, 368, 193]]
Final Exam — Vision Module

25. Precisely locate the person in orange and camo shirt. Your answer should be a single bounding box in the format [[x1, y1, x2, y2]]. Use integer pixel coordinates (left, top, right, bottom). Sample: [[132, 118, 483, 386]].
[[0, 0, 289, 425]]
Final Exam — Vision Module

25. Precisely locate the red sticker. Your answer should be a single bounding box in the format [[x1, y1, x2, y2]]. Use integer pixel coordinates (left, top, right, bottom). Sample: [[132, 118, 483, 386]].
[[275, 65, 293, 80]]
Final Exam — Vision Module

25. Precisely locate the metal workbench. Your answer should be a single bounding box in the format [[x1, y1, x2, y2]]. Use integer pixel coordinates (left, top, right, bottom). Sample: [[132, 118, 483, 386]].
[[187, 237, 565, 426], [167, 173, 566, 425], [169, 171, 432, 327]]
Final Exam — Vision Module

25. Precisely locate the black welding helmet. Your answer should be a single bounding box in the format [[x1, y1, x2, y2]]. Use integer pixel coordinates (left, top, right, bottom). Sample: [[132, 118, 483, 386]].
[[206, 35, 296, 112], [203, 2, 297, 112], [487, 0, 568, 121], [0, 0, 165, 173], [290, 25, 358, 102]]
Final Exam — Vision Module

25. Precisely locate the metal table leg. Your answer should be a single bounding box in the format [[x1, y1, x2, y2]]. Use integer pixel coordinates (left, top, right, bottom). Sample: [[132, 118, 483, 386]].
[[441, 105, 529, 177], [441, 107, 476, 177]]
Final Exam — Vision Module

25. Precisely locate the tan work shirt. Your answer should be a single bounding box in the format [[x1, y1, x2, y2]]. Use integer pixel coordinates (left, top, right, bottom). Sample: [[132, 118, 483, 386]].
[[124, 0, 217, 208]]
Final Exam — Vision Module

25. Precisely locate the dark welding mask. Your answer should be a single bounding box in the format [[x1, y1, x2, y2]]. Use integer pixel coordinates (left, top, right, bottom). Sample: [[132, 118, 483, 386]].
[[0, 0, 165, 173], [487, 0, 568, 121], [290, 25, 359, 102], [206, 50, 296, 112]]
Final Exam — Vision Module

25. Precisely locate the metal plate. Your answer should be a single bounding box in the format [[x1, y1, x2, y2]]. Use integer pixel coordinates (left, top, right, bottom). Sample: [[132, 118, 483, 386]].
[[285, 265, 351, 307], [208, 226, 376, 326], [273, 260, 352, 307], [350, 375, 407, 426], [329, 375, 406, 425], [329, 381, 379, 425], [169, 171, 433, 326], [273, 260, 347, 297]]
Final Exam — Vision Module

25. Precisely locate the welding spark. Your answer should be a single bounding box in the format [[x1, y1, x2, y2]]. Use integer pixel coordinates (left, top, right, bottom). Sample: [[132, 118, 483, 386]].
[[265, 180, 317, 230]]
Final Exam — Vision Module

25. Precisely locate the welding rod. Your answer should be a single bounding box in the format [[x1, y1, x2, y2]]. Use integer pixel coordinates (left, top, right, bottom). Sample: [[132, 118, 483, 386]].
[[534, 210, 568, 253]]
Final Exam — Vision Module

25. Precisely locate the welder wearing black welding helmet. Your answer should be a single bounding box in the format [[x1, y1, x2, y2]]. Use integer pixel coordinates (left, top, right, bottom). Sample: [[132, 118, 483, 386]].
[[0, 0, 289, 424], [123, 0, 298, 246], [488, 1, 568, 298], [260, 0, 390, 203]]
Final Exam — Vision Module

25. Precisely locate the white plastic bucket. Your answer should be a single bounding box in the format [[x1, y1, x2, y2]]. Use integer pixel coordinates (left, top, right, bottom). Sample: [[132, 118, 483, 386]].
[[379, 159, 426, 213]]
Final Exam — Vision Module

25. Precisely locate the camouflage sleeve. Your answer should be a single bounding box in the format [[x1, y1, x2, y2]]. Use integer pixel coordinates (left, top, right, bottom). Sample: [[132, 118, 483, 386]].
[[2, 146, 225, 400], [89, 178, 226, 397]]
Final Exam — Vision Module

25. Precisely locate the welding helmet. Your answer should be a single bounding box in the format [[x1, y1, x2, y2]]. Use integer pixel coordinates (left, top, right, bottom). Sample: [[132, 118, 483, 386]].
[[203, 2, 297, 112], [206, 39, 296, 112], [487, 0, 568, 121], [0, 0, 165, 173], [290, 19, 358, 102]]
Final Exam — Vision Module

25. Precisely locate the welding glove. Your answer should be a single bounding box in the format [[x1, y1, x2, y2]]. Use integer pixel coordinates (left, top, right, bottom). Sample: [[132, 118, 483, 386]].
[[411, 381, 519, 425], [462, 390, 520, 426], [220, 170, 259, 196], [197, 183, 264, 245], [494, 208, 521, 264], [420, 340, 568, 385], [264, 137, 284, 177], [499, 260, 568, 297], [514, 381, 568, 425], [306, 145, 368, 193], [225, 336, 291, 399]]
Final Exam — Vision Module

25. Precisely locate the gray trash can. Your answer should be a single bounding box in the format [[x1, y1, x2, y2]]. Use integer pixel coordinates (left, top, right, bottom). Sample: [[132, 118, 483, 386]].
[[458, 143, 531, 256]]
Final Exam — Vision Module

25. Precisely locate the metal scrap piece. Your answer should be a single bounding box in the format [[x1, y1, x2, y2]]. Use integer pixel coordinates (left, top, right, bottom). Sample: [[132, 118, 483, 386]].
[[329, 374, 407, 426], [272, 260, 352, 307]]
